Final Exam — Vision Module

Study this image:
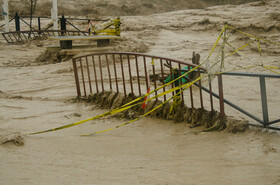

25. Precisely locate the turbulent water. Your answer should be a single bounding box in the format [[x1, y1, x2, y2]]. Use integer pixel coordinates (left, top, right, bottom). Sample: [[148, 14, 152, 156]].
[[0, 1, 280, 184]]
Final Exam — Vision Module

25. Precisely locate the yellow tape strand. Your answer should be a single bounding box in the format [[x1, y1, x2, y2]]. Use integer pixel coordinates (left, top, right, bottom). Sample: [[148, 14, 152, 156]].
[[227, 25, 280, 46], [82, 74, 206, 136], [262, 66, 280, 75], [26, 62, 205, 135], [226, 41, 253, 57], [207, 25, 226, 60]]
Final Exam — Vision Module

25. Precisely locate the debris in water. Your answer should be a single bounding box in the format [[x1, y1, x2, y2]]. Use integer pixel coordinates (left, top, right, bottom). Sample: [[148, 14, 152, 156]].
[[0, 133, 25, 146]]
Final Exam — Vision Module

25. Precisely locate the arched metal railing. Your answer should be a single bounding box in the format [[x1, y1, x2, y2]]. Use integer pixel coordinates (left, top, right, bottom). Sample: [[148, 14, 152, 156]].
[[72, 52, 225, 115]]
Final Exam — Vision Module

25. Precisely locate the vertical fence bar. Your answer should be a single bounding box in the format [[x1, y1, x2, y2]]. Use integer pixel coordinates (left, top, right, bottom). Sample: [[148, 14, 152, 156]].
[[120, 54, 126, 96], [152, 58, 158, 101], [92, 55, 99, 93], [208, 76, 214, 111], [143, 56, 149, 92], [198, 68, 204, 108], [98, 54, 104, 92], [112, 54, 119, 93], [169, 61, 175, 97], [105, 54, 112, 90], [127, 54, 134, 95], [259, 76, 269, 126], [79, 58, 87, 96], [38, 17, 41, 32], [85, 57, 92, 94], [135, 55, 141, 96], [160, 59, 167, 101], [72, 58, 81, 97], [217, 74, 225, 119], [178, 63, 184, 104], [189, 65, 194, 108]]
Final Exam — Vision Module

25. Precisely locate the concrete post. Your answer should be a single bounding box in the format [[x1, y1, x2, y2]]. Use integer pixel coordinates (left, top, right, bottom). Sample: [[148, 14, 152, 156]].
[[52, 0, 58, 30], [3, 0, 9, 32]]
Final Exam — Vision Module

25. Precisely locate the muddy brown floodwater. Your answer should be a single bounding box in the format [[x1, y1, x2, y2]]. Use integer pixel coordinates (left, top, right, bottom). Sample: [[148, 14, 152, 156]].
[[1, 1, 280, 185]]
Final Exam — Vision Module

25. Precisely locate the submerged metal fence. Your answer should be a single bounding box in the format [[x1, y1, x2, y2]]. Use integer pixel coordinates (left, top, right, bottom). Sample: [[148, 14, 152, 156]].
[[1, 30, 88, 43], [218, 72, 280, 130], [72, 52, 225, 118], [1, 13, 108, 43], [72, 52, 280, 130]]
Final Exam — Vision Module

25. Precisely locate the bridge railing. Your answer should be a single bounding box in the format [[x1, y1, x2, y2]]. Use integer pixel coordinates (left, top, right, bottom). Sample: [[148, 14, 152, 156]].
[[72, 52, 224, 116]]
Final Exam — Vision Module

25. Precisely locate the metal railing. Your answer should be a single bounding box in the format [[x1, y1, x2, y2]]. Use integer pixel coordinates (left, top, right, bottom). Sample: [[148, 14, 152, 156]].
[[1, 30, 88, 43], [72, 52, 225, 118], [1, 13, 108, 43], [72, 52, 280, 130], [218, 72, 280, 130]]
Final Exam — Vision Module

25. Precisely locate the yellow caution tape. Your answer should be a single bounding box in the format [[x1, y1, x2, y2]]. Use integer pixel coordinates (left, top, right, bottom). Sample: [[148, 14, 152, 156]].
[[207, 25, 226, 60], [26, 62, 205, 135], [262, 66, 280, 75], [227, 25, 280, 46], [82, 73, 206, 136], [265, 66, 280, 70], [226, 41, 253, 57]]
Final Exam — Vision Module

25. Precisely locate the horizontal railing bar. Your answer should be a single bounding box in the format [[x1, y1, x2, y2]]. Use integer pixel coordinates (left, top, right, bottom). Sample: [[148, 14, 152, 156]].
[[180, 69, 280, 78], [221, 71, 280, 78], [268, 118, 280, 125], [193, 82, 264, 124], [63, 18, 109, 21], [249, 123, 280, 131], [73, 52, 203, 69]]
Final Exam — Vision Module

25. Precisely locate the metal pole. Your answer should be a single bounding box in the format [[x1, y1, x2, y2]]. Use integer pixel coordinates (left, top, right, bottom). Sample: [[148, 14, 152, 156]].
[[15, 12, 20, 31], [3, 0, 9, 32], [38, 17, 41, 31], [218, 74, 225, 119], [60, 15, 66, 35], [259, 76, 269, 126]]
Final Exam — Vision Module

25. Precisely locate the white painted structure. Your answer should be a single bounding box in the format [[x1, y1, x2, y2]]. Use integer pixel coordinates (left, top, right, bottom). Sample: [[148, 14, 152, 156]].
[[51, 0, 58, 30], [3, 0, 9, 32]]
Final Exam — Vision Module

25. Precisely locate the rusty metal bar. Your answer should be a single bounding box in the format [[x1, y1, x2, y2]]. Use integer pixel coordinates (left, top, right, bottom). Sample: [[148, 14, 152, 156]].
[[169, 61, 175, 97], [105, 54, 112, 90], [160, 59, 166, 102], [92, 55, 99, 93], [143, 56, 149, 92], [85, 56, 92, 94], [188, 65, 194, 108], [135, 55, 141, 96], [72, 59, 81, 97], [198, 68, 204, 108], [208, 76, 214, 111], [127, 54, 134, 94], [73, 52, 204, 69], [152, 58, 157, 100], [178, 63, 184, 104], [217, 74, 225, 119], [79, 58, 87, 96], [98, 54, 104, 92], [112, 54, 119, 93], [120, 54, 126, 96]]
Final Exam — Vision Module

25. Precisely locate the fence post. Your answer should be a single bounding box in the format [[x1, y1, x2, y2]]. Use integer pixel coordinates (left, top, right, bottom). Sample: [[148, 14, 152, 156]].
[[60, 15, 66, 35], [218, 74, 225, 120], [38, 17, 41, 31], [72, 58, 81, 97], [259, 76, 269, 126], [15, 12, 20, 31]]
